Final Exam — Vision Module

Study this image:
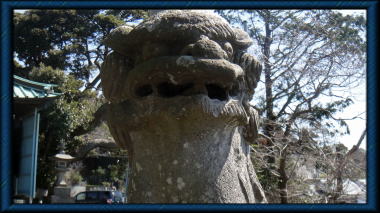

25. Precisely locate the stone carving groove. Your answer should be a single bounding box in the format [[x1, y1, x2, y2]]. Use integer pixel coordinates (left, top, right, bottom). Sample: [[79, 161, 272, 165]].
[[100, 10, 267, 203]]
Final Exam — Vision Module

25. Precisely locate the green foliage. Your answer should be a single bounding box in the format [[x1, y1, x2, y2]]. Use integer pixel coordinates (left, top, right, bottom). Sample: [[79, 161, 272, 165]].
[[68, 170, 83, 185], [94, 13, 125, 32], [93, 166, 106, 176], [14, 60, 29, 78], [104, 9, 148, 22], [108, 159, 128, 182], [29, 63, 66, 85], [101, 182, 111, 188], [86, 159, 128, 190], [14, 9, 145, 82], [33, 65, 100, 188], [14, 10, 77, 71], [30, 64, 99, 142]]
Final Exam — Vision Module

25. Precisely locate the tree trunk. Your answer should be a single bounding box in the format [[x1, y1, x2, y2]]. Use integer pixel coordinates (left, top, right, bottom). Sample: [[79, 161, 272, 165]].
[[262, 15, 275, 136], [278, 151, 288, 203], [263, 22, 274, 123], [261, 13, 277, 186], [276, 123, 292, 204]]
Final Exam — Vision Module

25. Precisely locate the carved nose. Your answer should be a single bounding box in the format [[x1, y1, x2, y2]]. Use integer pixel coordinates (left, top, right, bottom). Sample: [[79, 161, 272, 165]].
[[180, 36, 229, 60]]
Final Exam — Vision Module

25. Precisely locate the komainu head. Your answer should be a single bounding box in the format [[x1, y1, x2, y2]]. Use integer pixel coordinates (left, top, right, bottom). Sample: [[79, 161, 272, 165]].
[[101, 10, 262, 148]]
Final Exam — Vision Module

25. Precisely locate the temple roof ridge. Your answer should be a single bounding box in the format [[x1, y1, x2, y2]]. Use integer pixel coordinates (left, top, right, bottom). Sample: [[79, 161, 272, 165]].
[[13, 75, 62, 99]]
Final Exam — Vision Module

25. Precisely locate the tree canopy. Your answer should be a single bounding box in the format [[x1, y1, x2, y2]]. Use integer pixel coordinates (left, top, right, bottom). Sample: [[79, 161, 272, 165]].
[[14, 9, 146, 87]]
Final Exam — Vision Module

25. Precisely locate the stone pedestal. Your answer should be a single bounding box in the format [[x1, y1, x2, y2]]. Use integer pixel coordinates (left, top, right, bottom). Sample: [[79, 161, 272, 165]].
[[50, 186, 74, 204]]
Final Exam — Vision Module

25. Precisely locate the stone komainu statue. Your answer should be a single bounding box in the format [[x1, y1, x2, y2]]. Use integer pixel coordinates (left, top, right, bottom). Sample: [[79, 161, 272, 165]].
[[100, 10, 267, 203]]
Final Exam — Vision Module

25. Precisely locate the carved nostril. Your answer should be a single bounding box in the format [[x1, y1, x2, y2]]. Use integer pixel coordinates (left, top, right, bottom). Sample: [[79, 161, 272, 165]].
[[206, 84, 227, 101], [136, 85, 153, 97]]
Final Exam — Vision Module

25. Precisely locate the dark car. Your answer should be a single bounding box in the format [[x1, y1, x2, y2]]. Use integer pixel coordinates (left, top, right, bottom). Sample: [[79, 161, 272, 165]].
[[74, 190, 125, 204]]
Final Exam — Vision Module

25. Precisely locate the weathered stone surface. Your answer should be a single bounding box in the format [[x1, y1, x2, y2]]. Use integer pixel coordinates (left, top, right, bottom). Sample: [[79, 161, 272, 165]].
[[100, 10, 266, 203], [103, 25, 133, 54]]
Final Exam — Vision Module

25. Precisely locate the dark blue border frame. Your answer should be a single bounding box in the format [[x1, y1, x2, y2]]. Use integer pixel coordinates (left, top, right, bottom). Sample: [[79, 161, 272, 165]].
[[1, 1, 377, 212]]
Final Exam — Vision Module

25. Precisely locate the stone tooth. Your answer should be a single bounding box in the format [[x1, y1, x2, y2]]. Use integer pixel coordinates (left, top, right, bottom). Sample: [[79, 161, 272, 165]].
[[224, 105, 230, 115], [221, 105, 228, 116], [200, 96, 207, 113], [230, 104, 238, 116], [212, 105, 220, 117], [239, 104, 244, 114], [206, 99, 213, 115], [228, 105, 234, 116]]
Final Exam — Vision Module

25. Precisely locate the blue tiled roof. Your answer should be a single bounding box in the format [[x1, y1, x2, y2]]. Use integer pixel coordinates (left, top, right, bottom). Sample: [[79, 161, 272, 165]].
[[13, 75, 61, 99]]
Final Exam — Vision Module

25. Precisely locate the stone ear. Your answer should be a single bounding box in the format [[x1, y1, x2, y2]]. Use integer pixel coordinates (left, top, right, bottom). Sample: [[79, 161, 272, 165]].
[[231, 27, 262, 96], [100, 51, 132, 102], [235, 52, 262, 96]]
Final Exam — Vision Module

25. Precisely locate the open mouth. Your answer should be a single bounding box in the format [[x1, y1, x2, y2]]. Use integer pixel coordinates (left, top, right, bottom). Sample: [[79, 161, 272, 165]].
[[135, 82, 237, 101], [124, 56, 244, 102]]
